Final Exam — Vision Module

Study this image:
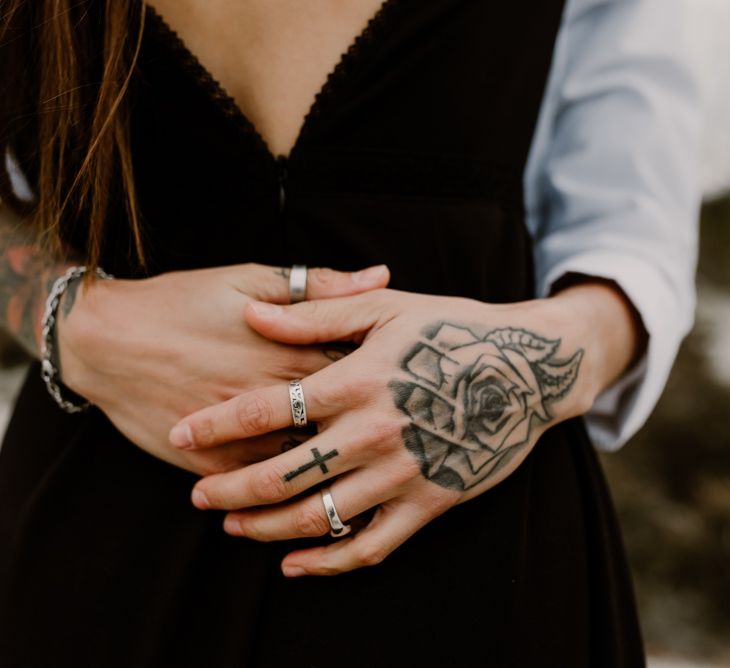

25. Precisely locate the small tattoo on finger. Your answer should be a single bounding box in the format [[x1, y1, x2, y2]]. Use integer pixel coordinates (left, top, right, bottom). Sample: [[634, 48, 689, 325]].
[[282, 447, 339, 482]]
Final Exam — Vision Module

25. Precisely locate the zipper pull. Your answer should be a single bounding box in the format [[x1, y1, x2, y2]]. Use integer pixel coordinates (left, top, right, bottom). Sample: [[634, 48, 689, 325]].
[[275, 154, 288, 212]]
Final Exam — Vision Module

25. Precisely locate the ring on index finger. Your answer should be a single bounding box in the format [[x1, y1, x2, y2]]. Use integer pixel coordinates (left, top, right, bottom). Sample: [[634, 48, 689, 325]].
[[289, 264, 307, 303], [288, 379, 308, 428]]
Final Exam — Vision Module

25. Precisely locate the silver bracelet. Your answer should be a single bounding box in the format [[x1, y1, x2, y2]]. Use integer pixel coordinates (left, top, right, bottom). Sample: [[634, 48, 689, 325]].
[[40, 265, 113, 414]]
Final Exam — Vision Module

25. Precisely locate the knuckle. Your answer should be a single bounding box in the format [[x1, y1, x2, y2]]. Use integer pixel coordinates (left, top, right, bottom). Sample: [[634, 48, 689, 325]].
[[355, 540, 388, 567], [421, 490, 456, 517], [409, 481, 459, 517], [313, 380, 352, 413], [363, 418, 405, 457], [192, 417, 217, 448], [320, 373, 380, 410], [237, 517, 272, 543], [371, 417, 405, 445], [235, 394, 273, 434], [387, 456, 422, 488], [353, 374, 385, 403], [293, 505, 330, 537], [249, 466, 289, 504], [311, 267, 338, 286]]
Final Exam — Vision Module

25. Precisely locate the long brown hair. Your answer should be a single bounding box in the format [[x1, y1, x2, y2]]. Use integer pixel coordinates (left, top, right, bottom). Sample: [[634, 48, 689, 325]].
[[0, 0, 146, 269]]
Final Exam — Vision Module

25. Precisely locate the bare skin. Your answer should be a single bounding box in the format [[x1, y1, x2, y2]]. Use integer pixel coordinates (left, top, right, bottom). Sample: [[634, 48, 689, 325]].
[[0, 201, 389, 475], [147, 0, 387, 157], [146, 2, 648, 574], [1, 1, 648, 573], [176, 283, 644, 575], [1, 0, 397, 474]]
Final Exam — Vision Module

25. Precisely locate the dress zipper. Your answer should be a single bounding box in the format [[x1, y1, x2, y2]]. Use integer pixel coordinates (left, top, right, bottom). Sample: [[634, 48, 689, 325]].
[[275, 154, 288, 213]]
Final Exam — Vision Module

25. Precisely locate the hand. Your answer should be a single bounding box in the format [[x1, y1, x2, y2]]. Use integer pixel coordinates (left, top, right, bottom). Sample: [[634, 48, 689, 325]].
[[57, 263, 389, 475], [173, 284, 636, 574]]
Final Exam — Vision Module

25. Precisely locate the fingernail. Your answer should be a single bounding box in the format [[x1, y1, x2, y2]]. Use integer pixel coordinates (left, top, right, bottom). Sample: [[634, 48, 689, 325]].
[[223, 516, 244, 536], [282, 565, 308, 578], [192, 488, 210, 509], [249, 301, 283, 316], [169, 423, 193, 449], [352, 264, 387, 284]]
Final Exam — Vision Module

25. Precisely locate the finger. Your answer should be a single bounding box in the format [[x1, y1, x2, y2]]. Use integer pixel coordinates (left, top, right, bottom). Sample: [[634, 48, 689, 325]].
[[280, 500, 431, 576], [247, 263, 390, 304], [169, 370, 352, 450], [222, 467, 398, 542], [263, 343, 355, 381], [227, 429, 315, 464], [190, 421, 370, 510], [245, 291, 392, 345], [189, 429, 314, 474]]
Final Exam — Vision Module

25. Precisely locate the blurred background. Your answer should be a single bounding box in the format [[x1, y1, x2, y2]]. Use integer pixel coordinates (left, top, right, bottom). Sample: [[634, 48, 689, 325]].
[[0, 2, 729, 666]]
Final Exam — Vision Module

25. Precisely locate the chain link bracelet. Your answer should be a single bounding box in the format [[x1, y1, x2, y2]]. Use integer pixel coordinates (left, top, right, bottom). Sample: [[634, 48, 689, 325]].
[[40, 265, 113, 413]]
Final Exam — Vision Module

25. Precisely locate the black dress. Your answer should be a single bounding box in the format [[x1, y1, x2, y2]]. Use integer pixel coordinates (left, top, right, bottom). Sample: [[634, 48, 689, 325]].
[[0, 1, 645, 666]]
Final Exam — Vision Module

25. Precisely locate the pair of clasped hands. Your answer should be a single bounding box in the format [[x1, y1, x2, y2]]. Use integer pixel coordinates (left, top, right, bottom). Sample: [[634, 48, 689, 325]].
[[60, 262, 597, 576]]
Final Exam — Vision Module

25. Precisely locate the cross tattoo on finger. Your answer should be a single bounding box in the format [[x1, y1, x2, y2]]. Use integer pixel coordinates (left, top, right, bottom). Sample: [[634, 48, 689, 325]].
[[283, 447, 339, 482]]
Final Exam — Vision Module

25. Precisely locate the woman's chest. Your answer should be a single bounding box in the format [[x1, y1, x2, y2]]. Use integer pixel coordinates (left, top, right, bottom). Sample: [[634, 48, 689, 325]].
[[145, 0, 387, 157]]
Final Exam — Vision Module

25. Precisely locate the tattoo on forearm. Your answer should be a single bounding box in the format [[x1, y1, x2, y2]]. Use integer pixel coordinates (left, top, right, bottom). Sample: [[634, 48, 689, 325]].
[[283, 447, 339, 482], [0, 209, 72, 357], [389, 323, 583, 491]]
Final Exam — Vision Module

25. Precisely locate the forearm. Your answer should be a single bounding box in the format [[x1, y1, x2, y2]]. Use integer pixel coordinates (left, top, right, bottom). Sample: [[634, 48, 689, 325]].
[[0, 203, 75, 357]]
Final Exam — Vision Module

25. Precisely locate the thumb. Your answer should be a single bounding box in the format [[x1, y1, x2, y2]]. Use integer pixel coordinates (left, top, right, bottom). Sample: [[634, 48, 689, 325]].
[[244, 291, 390, 345], [248, 263, 390, 304]]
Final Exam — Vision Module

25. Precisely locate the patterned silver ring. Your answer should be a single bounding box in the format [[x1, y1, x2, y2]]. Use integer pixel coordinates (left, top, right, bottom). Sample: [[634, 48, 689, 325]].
[[320, 487, 351, 538], [288, 379, 308, 428], [289, 264, 307, 303]]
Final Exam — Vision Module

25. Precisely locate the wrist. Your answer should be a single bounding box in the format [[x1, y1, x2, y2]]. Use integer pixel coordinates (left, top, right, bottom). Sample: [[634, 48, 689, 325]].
[[55, 269, 117, 402], [537, 280, 644, 415]]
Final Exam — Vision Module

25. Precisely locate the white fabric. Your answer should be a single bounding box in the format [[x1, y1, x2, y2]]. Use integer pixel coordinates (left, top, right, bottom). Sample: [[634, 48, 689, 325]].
[[525, 0, 703, 450]]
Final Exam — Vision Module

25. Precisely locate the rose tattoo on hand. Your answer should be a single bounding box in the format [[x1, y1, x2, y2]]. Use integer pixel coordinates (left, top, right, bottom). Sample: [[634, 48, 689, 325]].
[[389, 324, 583, 491]]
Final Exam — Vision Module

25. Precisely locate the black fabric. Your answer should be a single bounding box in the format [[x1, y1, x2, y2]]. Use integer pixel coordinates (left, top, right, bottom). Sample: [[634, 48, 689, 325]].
[[0, 1, 645, 665]]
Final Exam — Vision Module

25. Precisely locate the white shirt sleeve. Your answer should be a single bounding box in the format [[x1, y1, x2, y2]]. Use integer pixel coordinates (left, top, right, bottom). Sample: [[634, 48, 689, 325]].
[[525, 0, 704, 451]]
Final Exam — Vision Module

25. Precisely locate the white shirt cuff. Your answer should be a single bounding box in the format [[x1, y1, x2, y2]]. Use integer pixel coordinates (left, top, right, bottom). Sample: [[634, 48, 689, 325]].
[[538, 252, 696, 451]]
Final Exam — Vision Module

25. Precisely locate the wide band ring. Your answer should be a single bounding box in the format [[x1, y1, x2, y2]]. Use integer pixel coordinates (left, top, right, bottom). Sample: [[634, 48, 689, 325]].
[[320, 487, 351, 538], [288, 379, 308, 428], [289, 264, 307, 303]]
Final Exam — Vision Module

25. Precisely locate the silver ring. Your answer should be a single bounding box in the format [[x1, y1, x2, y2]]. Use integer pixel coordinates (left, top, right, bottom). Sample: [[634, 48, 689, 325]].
[[288, 379, 307, 428], [289, 264, 307, 303], [320, 487, 351, 538]]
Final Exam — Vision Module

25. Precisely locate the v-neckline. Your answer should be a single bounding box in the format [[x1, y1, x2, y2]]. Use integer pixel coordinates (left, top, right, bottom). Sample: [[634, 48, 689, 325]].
[[146, 1, 400, 165]]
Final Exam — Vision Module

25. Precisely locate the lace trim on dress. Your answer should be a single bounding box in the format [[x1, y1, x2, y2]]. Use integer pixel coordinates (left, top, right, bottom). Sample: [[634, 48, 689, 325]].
[[144, 6, 270, 159], [143, 2, 523, 201], [144, 1, 403, 163]]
